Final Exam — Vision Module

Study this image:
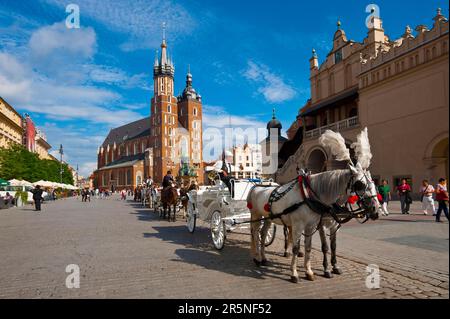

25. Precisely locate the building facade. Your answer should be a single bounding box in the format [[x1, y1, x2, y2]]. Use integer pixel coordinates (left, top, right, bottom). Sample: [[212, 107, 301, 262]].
[[232, 143, 262, 179], [95, 35, 204, 190], [0, 97, 23, 148], [276, 9, 448, 198]]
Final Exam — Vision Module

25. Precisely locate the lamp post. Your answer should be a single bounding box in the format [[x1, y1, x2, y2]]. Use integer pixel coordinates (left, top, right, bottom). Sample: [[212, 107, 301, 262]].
[[59, 144, 64, 184]]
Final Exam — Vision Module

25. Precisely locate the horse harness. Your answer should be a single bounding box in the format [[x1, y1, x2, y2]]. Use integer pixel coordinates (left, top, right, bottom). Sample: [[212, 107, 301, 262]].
[[257, 173, 369, 235]]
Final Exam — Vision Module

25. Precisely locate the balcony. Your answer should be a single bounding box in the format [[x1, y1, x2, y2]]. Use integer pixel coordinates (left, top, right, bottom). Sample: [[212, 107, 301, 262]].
[[304, 116, 359, 139]]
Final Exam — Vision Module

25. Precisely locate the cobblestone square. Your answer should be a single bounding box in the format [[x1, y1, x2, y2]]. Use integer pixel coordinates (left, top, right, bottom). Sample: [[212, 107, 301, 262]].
[[0, 196, 448, 299]]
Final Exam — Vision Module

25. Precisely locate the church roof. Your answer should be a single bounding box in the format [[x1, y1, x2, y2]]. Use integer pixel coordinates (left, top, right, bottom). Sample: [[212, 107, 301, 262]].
[[102, 117, 150, 147]]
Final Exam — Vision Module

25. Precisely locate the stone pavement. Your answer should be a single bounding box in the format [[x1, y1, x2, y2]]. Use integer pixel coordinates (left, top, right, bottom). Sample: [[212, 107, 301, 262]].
[[0, 196, 448, 299]]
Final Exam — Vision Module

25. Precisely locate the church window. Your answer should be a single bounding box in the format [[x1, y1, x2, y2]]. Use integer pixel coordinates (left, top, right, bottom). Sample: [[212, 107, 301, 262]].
[[432, 46, 437, 58], [168, 104, 171, 113], [193, 107, 197, 116], [334, 49, 343, 64], [328, 73, 335, 95]]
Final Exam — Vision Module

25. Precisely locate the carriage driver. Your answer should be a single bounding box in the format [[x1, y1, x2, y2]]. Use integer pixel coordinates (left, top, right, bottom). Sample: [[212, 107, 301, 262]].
[[211, 150, 234, 197], [162, 170, 174, 189]]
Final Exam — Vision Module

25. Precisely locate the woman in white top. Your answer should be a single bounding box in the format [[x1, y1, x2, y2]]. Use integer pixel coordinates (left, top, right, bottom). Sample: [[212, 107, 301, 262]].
[[420, 180, 435, 215]]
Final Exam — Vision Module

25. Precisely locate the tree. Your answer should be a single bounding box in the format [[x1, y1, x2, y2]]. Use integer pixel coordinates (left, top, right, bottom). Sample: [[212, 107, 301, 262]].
[[0, 144, 74, 184]]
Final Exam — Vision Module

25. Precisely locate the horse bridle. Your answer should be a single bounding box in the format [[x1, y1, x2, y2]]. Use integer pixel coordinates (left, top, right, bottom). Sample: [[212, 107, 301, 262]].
[[345, 171, 379, 221]]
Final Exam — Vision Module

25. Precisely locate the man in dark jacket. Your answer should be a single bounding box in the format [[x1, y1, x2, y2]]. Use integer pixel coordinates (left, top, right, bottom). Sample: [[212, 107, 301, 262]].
[[162, 171, 174, 188], [31, 185, 44, 211]]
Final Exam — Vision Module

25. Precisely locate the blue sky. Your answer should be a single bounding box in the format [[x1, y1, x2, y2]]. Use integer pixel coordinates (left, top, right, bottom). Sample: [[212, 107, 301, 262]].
[[0, 0, 448, 176]]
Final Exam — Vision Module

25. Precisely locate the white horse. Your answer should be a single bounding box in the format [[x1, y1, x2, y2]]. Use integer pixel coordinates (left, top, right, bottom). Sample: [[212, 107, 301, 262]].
[[247, 128, 380, 282]]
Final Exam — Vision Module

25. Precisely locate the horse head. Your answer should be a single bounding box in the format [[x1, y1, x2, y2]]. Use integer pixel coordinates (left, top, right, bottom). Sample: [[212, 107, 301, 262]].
[[320, 127, 380, 220], [348, 162, 380, 220]]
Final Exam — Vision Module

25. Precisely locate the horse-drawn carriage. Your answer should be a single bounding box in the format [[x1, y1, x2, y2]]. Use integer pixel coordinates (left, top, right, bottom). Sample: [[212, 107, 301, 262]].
[[185, 178, 279, 250]]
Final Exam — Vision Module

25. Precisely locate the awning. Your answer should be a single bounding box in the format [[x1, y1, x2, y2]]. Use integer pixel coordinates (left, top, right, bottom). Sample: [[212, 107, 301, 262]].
[[301, 87, 358, 116]]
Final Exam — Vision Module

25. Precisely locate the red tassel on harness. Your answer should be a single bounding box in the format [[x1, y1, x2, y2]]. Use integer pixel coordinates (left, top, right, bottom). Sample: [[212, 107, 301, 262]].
[[264, 203, 271, 212], [377, 193, 382, 202], [347, 195, 359, 205], [247, 202, 253, 210]]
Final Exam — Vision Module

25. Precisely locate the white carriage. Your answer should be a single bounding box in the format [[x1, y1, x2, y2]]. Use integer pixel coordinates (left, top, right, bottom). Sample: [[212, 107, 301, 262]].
[[186, 178, 279, 250]]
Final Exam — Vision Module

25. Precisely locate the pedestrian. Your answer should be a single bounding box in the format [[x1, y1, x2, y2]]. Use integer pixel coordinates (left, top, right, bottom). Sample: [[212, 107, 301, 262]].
[[435, 178, 449, 222], [397, 178, 412, 214], [420, 180, 435, 215], [31, 185, 44, 212], [378, 179, 391, 216]]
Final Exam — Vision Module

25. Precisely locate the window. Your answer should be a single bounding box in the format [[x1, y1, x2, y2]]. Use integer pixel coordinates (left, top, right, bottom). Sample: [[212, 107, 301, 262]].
[[328, 73, 335, 95], [167, 104, 171, 113], [334, 49, 343, 64], [193, 107, 197, 116], [316, 79, 321, 100]]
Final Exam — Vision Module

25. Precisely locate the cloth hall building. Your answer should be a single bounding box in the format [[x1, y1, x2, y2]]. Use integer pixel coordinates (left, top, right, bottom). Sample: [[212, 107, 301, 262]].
[[276, 9, 448, 199], [94, 36, 203, 190]]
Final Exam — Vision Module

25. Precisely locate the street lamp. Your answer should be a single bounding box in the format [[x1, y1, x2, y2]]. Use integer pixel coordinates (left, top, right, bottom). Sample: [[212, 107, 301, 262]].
[[59, 144, 64, 184]]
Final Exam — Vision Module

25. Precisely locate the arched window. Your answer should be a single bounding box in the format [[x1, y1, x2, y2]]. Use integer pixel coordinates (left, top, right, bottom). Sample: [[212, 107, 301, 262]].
[[328, 73, 335, 96], [316, 79, 321, 100], [432, 46, 437, 58], [167, 104, 171, 113], [345, 64, 352, 88], [193, 107, 197, 116]]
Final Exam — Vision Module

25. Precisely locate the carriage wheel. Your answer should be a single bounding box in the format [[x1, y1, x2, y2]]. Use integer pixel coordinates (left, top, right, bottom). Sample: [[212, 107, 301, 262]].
[[186, 201, 196, 233], [264, 223, 277, 247], [211, 210, 225, 250]]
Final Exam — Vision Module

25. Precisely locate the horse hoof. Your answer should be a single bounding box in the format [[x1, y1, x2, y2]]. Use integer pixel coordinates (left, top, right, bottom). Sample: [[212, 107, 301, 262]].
[[290, 276, 299, 283], [332, 268, 342, 275], [298, 251, 304, 257], [283, 252, 291, 258], [261, 259, 268, 266], [324, 271, 333, 279], [306, 273, 315, 281], [253, 258, 262, 267]]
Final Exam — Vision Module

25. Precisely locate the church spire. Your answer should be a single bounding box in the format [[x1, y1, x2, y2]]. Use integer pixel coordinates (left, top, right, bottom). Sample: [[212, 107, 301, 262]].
[[153, 22, 174, 78]]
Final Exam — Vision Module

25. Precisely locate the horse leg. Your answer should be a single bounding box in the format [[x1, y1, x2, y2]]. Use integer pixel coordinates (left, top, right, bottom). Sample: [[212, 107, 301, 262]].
[[290, 223, 304, 283], [173, 203, 177, 222], [319, 226, 332, 278], [330, 224, 342, 275], [259, 220, 271, 265], [304, 227, 315, 281], [250, 214, 262, 266], [283, 226, 290, 257]]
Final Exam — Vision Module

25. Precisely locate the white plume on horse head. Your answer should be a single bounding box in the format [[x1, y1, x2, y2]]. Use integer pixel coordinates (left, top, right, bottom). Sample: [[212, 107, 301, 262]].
[[319, 130, 352, 163], [351, 127, 372, 170]]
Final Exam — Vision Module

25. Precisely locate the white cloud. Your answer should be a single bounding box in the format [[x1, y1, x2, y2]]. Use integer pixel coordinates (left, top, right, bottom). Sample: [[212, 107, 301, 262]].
[[29, 22, 96, 59], [44, 0, 196, 51], [243, 61, 296, 103], [202, 104, 266, 129]]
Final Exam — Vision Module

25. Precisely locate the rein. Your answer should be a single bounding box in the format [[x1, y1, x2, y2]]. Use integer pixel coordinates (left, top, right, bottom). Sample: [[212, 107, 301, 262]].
[[236, 173, 369, 233]]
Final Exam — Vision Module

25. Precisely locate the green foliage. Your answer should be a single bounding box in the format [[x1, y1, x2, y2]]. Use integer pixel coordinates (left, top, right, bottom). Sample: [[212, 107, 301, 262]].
[[0, 144, 74, 185], [14, 190, 29, 204]]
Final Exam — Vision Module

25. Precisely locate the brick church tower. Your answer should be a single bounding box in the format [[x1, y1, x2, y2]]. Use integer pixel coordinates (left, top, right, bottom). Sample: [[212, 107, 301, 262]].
[[149, 30, 203, 183]]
